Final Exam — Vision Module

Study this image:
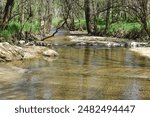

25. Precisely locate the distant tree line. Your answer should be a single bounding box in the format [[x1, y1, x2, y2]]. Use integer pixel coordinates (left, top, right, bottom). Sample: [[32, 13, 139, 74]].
[[0, 0, 150, 39]]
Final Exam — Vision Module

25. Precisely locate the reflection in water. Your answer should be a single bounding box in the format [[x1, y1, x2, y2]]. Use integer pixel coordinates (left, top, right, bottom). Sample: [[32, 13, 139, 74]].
[[43, 86, 52, 100], [83, 47, 91, 65], [122, 50, 141, 99], [123, 80, 141, 100], [0, 47, 150, 100], [26, 76, 38, 100], [124, 51, 136, 67]]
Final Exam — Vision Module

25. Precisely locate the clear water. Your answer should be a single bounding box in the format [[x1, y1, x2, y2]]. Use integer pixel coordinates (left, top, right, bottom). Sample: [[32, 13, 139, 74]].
[[0, 47, 150, 100]]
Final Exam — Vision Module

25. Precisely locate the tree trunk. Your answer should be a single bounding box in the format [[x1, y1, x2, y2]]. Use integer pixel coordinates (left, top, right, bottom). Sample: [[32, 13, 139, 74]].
[[140, 0, 150, 38], [141, 16, 150, 38], [27, 0, 33, 20], [0, 0, 14, 29], [44, 0, 52, 34], [104, 0, 111, 34], [84, 0, 91, 34], [0, 1, 3, 21], [20, 1, 25, 23]]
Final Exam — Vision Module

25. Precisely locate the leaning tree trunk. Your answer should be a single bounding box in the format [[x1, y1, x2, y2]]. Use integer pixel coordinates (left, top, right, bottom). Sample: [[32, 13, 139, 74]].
[[0, 0, 14, 29]]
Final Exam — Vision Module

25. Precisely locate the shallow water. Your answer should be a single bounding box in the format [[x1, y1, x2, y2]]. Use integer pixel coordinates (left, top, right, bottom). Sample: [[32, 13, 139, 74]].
[[0, 47, 150, 100]]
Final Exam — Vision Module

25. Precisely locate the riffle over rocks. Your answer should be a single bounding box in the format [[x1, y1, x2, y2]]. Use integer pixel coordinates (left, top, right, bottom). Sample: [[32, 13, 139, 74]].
[[0, 42, 58, 62]]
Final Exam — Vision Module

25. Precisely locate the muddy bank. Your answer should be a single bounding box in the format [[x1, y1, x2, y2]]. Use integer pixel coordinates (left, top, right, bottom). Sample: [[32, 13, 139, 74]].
[[130, 47, 150, 58]]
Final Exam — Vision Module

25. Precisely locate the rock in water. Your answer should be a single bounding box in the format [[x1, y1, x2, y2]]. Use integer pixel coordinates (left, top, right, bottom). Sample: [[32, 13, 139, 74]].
[[0, 42, 58, 62], [0, 42, 23, 61], [23, 46, 58, 59], [43, 49, 59, 57]]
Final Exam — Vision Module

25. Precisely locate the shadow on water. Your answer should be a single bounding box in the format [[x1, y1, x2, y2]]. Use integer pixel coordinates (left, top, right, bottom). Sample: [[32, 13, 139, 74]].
[[0, 47, 150, 100]]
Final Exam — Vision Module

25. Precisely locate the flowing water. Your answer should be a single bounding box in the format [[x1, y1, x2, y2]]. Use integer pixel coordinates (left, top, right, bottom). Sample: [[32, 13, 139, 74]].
[[0, 45, 150, 100]]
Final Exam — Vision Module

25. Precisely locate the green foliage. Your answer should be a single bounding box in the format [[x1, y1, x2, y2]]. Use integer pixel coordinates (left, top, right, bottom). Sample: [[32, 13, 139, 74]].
[[52, 18, 61, 27], [109, 22, 141, 33], [0, 22, 20, 40], [0, 21, 40, 40], [23, 21, 40, 32], [8, 22, 20, 32], [104, 22, 142, 39], [74, 19, 86, 30], [98, 18, 105, 25], [0, 30, 12, 40], [66, 17, 142, 37]]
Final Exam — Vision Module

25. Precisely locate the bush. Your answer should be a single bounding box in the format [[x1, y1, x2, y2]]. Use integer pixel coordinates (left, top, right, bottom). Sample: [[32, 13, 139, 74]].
[[23, 21, 40, 32], [0, 30, 12, 39], [52, 18, 61, 27], [0, 21, 40, 40], [74, 19, 86, 30], [109, 22, 141, 33]]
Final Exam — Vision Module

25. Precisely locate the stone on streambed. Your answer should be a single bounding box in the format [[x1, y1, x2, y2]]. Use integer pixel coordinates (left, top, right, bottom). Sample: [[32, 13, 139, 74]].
[[23, 46, 58, 58], [43, 49, 59, 57], [23, 46, 59, 59], [0, 42, 58, 62], [0, 65, 28, 80]]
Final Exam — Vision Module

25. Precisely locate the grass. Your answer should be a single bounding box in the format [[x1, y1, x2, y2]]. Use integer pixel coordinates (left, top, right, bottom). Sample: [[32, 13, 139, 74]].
[[52, 18, 61, 27], [74, 18, 142, 35], [52, 17, 142, 35], [74, 19, 86, 30], [0, 21, 40, 41], [22, 21, 40, 32], [109, 22, 141, 33], [52, 18, 87, 30], [0, 30, 12, 41], [0, 18, 145, 41]]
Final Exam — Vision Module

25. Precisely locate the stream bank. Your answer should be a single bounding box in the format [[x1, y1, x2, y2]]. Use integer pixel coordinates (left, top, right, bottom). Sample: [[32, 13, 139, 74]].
[[67, 35, 149, 48], [0, 42, 58, 62], [0, 32, 150, 62]]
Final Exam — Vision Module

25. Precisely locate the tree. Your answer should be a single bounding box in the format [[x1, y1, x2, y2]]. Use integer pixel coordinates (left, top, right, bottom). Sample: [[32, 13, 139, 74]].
[[84, 0, 92, 34], [0, 0, 14, 29], [0, 1, 3, 21], [104, 0, 111, 34], [127, 0, 150, 38], [37, 0, 53, 36]]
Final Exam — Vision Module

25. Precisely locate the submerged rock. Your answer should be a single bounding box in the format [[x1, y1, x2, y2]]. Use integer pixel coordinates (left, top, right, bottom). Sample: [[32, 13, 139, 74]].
[[43, 49, 59, 57], [0, 42, 58, 62], [23, 46, 58, 59], [0, 65, 28, 80]]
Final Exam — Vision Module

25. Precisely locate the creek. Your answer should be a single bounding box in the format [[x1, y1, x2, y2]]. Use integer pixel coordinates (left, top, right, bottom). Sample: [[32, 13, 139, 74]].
[[0, 37, 150, 100]]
